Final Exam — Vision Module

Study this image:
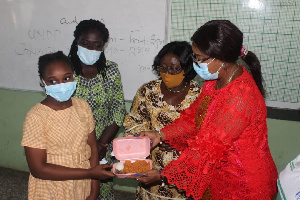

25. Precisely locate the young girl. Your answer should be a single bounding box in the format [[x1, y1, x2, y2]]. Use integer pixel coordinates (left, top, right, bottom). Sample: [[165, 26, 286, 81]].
[[21, 51, 115, 200]]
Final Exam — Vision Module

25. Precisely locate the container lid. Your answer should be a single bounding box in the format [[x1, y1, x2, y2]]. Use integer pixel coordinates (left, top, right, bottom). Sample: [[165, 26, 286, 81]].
[[113, 136, 150, 160]]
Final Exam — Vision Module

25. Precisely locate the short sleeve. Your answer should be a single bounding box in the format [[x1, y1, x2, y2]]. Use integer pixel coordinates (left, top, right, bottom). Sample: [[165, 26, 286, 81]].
[[21, 112, 46, 149], [123, 82, 152, 136]]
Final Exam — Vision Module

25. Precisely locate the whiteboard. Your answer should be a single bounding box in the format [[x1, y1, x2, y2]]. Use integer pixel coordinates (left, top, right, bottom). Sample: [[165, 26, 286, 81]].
[[170, 0, 300, 109], [0, 0, 170, 101]]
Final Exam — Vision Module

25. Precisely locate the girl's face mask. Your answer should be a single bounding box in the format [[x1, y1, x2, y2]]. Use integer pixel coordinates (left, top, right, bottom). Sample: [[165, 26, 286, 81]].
[[43, 80, 77, 102]]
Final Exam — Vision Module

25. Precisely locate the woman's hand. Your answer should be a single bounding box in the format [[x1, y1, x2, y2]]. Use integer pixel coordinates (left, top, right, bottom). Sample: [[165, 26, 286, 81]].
[[159, 142, 174, 152], [129, 169, 161, 185], [140, 131, 161, 148], [97, 141, 108, 161], [89, 164, 115, 180]]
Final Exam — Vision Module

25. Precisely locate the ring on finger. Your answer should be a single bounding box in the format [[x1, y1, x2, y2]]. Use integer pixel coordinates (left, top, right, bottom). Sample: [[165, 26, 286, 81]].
[[136, 178, 139, 181], [142, 172, 146, 177]]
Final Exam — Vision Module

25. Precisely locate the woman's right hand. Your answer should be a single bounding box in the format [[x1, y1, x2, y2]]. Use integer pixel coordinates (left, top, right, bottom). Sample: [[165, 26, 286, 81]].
[[159, 142, 174, 152], [97, 141, 108, 161], [128, 169, 161, 185], [140, 131, 161, 148], [89, 164, 115, 180]]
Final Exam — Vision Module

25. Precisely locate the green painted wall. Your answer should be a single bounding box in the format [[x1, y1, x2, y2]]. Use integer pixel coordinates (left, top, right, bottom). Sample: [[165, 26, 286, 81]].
[[0, 89, 45, 171], [0, 88, 299, 197]]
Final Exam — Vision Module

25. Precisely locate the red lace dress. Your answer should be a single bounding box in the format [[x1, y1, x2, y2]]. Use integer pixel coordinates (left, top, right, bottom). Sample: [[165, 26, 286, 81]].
[[161, 67, 278, 200]]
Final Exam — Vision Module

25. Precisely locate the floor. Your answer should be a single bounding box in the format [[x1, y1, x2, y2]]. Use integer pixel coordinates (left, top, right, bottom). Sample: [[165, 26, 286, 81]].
[[0, 167, 136, 200]]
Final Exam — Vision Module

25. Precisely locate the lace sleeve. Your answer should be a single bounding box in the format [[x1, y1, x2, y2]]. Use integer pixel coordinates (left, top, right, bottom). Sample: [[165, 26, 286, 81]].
[[161, 97, 201, 151], [162, 88, 256, 200], [123, 84, 151, 136]]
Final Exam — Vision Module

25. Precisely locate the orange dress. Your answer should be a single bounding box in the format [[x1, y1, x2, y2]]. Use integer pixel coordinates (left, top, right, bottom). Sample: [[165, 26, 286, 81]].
[[21, 97, 95, 200], [162, 67, 278, 200]]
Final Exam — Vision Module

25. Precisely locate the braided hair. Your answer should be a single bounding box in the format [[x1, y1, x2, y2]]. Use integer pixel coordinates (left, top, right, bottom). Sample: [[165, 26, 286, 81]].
[[38, 51, 73, 79], [68, 19, 109, 78]]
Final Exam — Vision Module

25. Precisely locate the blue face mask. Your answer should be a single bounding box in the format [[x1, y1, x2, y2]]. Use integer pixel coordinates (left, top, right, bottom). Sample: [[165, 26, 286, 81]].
[[77, 45, 102, 65], [43, 81, 77, 102], [193, 58, 224, 80]]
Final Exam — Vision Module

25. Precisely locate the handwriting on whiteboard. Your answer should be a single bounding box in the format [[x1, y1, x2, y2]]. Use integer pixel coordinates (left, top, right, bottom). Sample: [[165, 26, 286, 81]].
[[14, 27, 164, 57]]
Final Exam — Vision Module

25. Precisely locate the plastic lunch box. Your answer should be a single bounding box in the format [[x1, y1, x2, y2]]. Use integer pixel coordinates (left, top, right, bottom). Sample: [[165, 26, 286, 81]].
[[112, 136, 152, 178]]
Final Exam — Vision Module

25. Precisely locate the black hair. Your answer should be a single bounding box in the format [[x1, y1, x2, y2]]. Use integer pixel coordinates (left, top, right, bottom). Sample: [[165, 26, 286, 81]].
[[152, 41, 196, 82], [68, 19, 109, 78], [38, 51, 73, 79], [191, 20, 266, 97]]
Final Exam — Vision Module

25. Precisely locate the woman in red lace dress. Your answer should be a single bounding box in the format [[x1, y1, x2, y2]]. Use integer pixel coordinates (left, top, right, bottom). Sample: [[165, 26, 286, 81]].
[[143, 20, 278, 200]]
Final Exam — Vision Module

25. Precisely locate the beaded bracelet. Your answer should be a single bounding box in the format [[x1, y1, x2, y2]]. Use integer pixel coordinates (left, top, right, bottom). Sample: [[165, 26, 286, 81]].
[[159, 169, 165, 186], [158, 130, 163, 144]]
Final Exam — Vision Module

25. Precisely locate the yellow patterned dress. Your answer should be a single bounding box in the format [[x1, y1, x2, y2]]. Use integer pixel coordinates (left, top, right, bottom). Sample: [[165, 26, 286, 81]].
[[21, 98, 95, 200], [123, 79, 202, 200]]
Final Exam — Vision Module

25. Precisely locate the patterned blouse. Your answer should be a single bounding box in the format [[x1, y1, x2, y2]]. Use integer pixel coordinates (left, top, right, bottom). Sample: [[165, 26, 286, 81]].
[[73, 60, 126, 140], [123, 79, 202, 200]]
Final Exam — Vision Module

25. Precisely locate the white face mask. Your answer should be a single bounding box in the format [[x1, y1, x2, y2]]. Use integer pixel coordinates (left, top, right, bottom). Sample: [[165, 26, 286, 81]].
[[193, 58, 224, 80], [43, 80, 77, 102], [77, 45, 102, 65]]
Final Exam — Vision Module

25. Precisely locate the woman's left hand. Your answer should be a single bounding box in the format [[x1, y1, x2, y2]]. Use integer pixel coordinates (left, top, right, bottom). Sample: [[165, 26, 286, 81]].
[[128, 169, 161, 185]]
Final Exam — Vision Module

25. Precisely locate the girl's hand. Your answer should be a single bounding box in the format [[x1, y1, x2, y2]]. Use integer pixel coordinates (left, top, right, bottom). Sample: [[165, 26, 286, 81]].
[[128, 169, 161, 185], [85, 193, 98, 200], [89, 164, 115, 180]]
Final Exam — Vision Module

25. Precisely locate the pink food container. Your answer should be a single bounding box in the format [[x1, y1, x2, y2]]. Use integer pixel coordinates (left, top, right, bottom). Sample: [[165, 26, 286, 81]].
[[112, 136, 152, 178]]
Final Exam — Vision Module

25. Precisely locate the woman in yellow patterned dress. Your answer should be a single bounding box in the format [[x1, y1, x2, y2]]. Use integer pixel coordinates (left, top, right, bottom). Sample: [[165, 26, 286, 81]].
[[21, 51, 115, 200], [123, 41, 208, 200]]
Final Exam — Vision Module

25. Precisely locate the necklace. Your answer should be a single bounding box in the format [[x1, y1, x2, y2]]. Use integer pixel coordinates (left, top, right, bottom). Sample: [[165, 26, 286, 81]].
[[216, 64, 240, 89], [166, 82, 188, 93]]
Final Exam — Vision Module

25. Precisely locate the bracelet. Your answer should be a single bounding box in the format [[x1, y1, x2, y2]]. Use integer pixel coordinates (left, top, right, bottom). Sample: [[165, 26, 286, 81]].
[[158, 130, 163, 144], [159, 169, 165, 186]]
